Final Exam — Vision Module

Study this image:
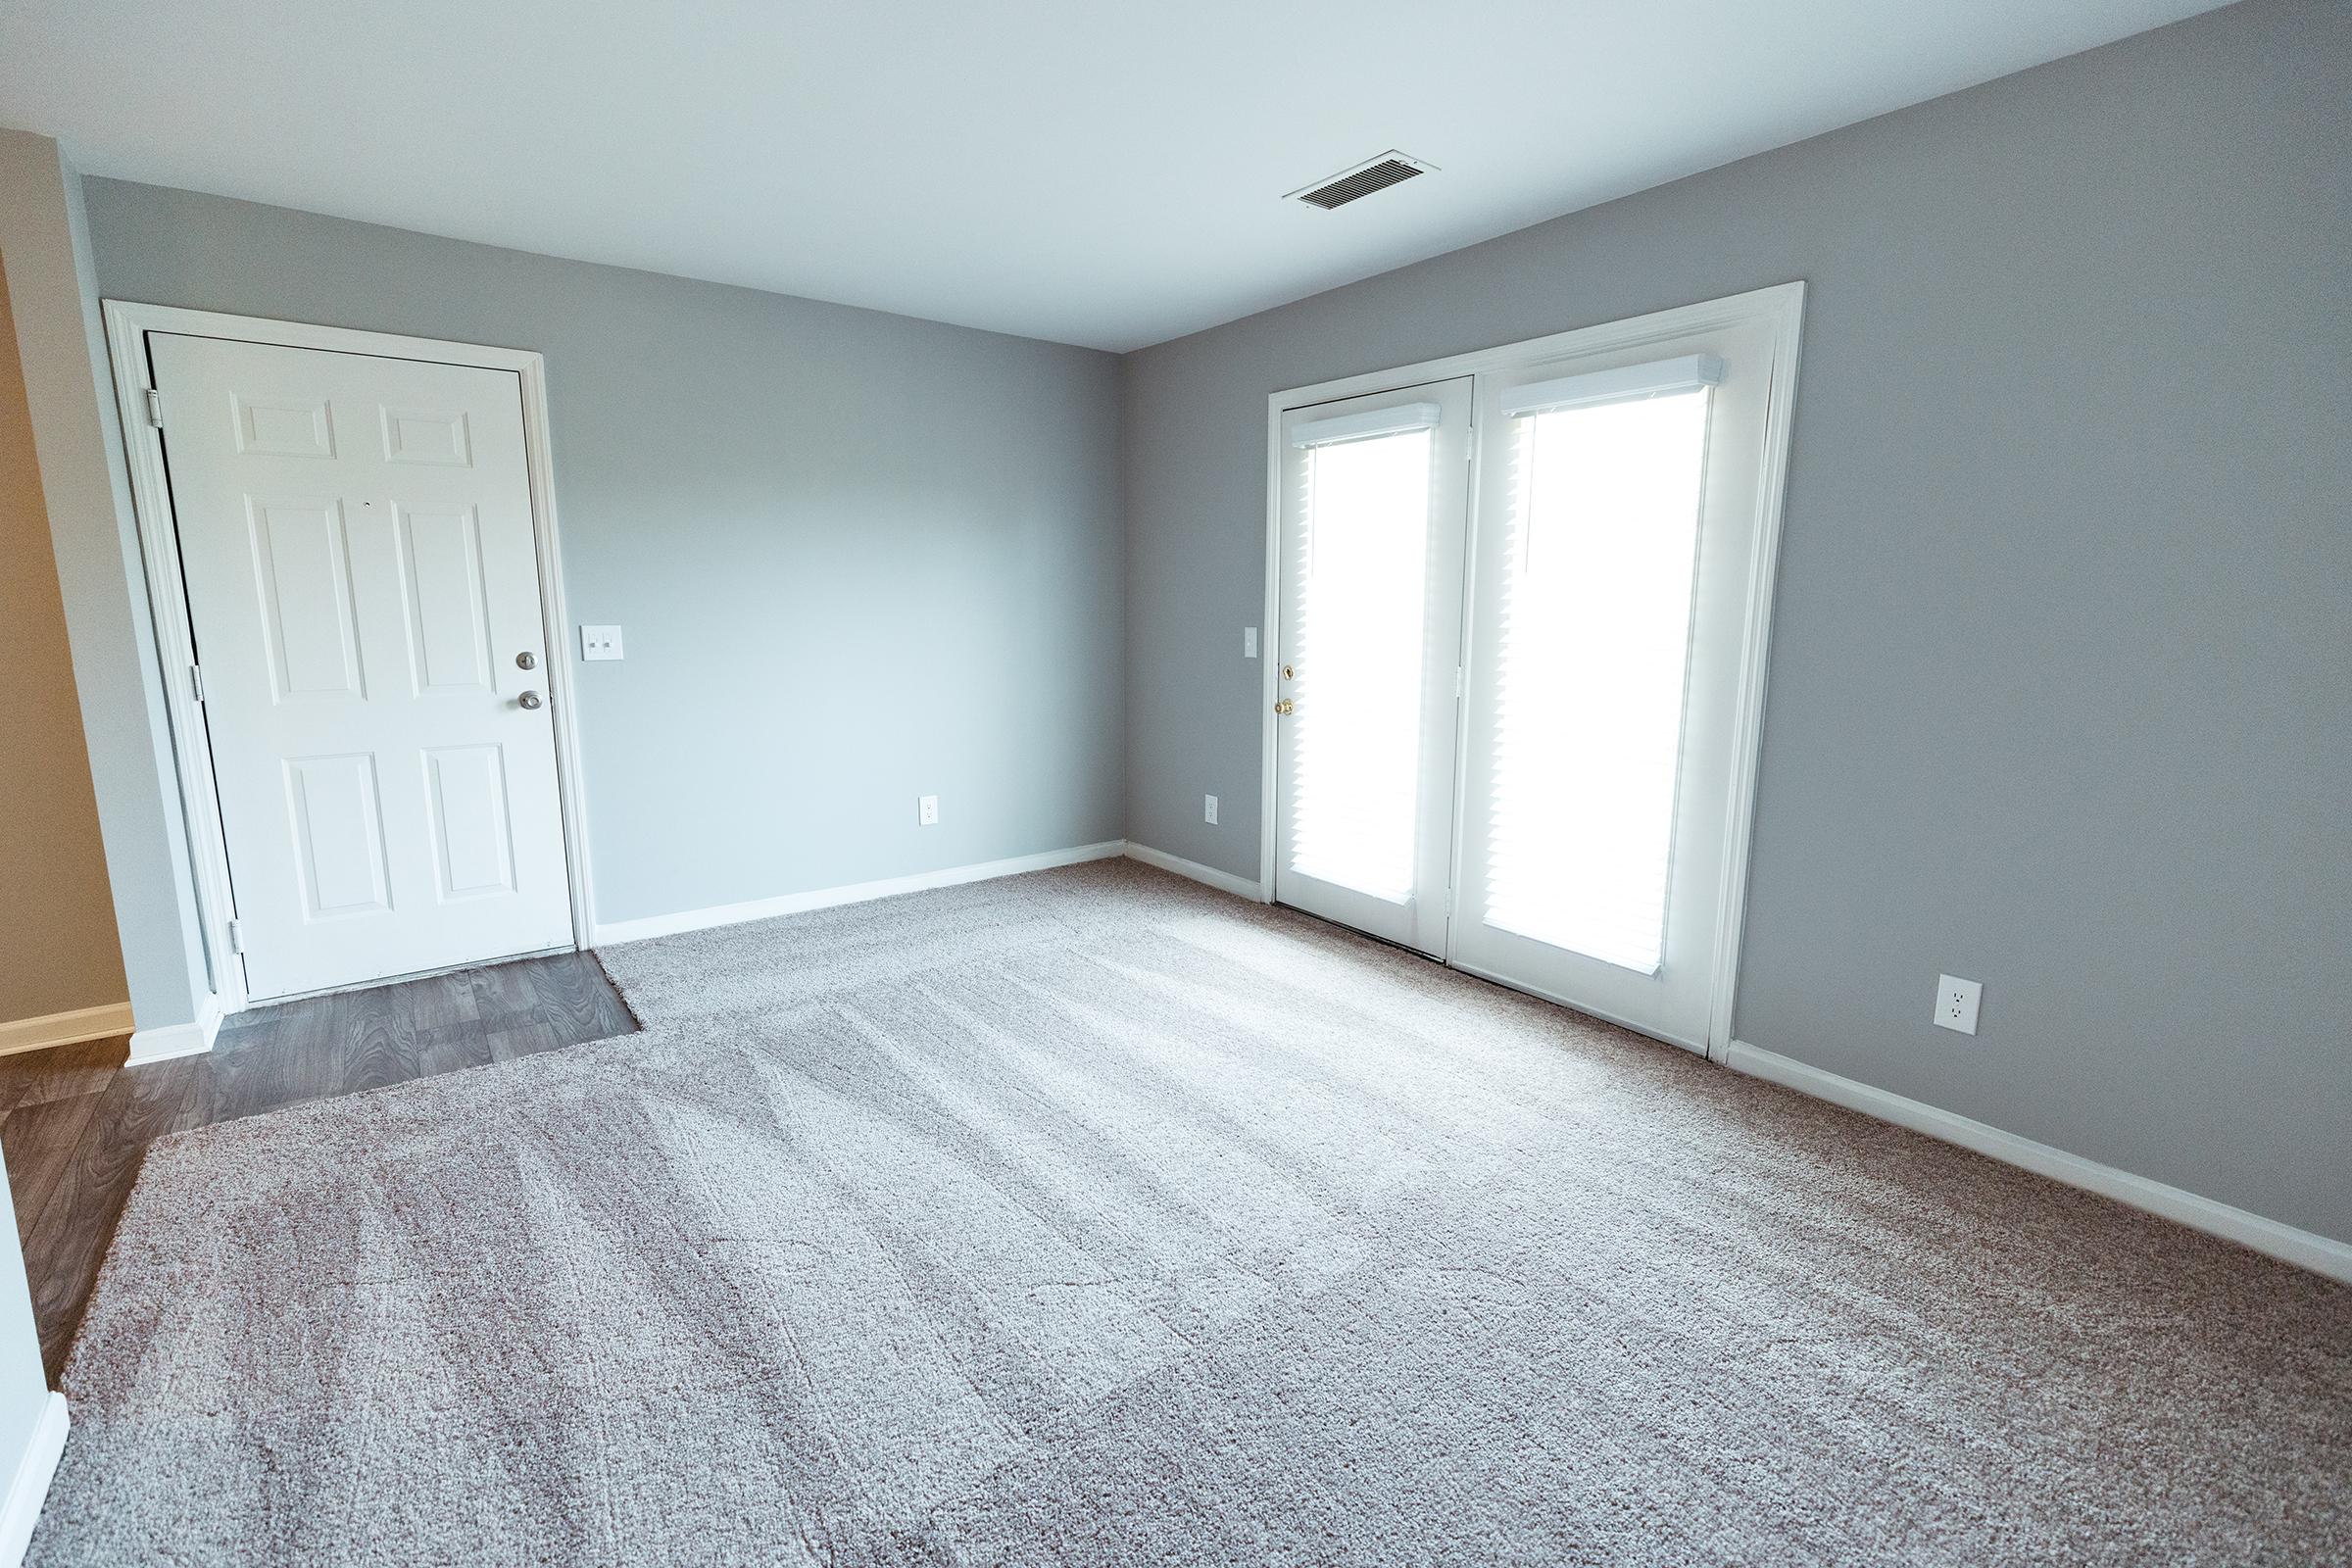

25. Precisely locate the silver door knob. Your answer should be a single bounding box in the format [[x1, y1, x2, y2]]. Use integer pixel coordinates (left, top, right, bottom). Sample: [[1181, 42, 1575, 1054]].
[[517, 690, 543, 710]]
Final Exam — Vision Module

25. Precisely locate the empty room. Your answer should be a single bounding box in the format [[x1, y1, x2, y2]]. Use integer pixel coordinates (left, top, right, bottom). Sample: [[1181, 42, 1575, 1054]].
[[0, 0, 2343, 1561]]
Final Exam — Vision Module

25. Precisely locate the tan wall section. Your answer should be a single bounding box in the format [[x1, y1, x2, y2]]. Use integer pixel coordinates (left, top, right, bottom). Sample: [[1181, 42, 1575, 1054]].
[[0, 267, 126, 1023]]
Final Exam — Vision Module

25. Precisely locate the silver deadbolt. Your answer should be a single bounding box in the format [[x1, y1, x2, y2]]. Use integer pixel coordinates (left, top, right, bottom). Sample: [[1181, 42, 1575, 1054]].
[[517, 690, 543, 710], [515, 651, 537, 670]]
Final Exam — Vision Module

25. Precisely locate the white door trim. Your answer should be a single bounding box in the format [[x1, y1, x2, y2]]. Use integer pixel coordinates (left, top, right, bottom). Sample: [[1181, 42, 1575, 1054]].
[[1258, 281, 1805, 1060], [101, 301, 597, 1022]]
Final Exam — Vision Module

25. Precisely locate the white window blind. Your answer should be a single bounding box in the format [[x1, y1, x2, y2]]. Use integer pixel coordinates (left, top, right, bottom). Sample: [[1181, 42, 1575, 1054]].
[[1481, 376, 1713, 973], [1289, 401, 1442, 448], [1499, 355, 1723, 417], [1287, 424, 1436, 903]]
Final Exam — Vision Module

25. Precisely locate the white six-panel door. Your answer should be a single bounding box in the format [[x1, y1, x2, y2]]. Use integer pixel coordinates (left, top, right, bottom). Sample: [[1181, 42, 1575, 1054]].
[[150, 333, 574, 1000]]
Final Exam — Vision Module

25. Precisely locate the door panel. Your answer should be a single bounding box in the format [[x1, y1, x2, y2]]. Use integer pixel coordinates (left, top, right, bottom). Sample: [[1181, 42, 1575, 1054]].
[[422, 744, 517, 899], [251, 498, 367, 700], [397, 505, 497, 693], [1272, 379, 1471, 956], [1449, 318, 1782, 1049], [151, 333, 572, 1000], [284, 753, 391, 918]]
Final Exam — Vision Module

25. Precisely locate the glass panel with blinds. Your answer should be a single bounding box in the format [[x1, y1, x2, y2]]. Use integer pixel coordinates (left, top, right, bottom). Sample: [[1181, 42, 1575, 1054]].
[[1479, 356, 1720, 974], [1283, 404, 1443, 903]]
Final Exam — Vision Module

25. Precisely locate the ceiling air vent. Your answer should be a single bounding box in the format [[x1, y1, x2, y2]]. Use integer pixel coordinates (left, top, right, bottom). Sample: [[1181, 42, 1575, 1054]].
[[1287, 151, 1436, 211]]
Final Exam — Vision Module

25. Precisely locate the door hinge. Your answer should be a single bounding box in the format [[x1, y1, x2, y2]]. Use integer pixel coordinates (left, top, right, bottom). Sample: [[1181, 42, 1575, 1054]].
[[188, 663, 206, 703], [1466, 424, 1479, 465], [144, 388, 167, 429], [225, 919, 247, 955]]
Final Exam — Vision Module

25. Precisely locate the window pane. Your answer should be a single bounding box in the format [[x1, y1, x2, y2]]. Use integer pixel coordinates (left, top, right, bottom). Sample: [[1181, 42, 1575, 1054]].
[[1483, 390, 1710, 973], [1289, 428, 1435, 903]]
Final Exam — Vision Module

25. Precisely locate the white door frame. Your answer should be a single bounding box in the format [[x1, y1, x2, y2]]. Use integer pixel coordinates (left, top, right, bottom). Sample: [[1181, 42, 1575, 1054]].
[[1257, 281, 1805, 1060], [101, 300, 597, 1017]]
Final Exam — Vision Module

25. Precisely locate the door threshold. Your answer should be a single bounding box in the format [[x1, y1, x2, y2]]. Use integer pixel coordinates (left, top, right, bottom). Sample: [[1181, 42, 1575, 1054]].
[[1273, 900, 1446, 965], [1272, 899, 1706, 1056]]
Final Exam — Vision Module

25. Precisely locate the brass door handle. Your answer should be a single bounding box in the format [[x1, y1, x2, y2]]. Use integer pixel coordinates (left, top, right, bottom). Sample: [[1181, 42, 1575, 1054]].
[[1274, 698, 1294, 715]]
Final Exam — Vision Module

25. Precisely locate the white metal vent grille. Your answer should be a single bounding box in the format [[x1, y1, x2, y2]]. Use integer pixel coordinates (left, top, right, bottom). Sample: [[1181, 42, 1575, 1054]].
[[1288, 152, 1434, 211]]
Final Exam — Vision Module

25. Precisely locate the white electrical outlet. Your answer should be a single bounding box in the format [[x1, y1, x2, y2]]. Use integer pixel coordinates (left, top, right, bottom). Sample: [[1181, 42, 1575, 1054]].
[[917, 795, 940, 826], [1243, 627, 1259, 660], [1203, 794, 1219, 825], [1933, 973, 1983, 1035], [579, 624, 623, 661]]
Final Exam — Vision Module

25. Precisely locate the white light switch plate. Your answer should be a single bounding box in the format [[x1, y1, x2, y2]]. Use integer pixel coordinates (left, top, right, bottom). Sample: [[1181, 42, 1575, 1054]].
[[1243, 627, 1259, 660], [1934, 974, 1983, 1035], [1203, 794, 1219, 825], [580, 624, 623, 661], [917, 795, 940, 826]]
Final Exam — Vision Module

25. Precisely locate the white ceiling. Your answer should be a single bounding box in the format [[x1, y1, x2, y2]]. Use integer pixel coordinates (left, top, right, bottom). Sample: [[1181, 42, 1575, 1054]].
[[0, 0, 2224, 351]]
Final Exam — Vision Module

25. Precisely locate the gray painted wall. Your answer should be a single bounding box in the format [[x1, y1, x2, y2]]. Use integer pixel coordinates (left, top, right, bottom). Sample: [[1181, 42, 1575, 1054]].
[[1121, 0, 2350, 1240], [85, 182, 1124, 928]]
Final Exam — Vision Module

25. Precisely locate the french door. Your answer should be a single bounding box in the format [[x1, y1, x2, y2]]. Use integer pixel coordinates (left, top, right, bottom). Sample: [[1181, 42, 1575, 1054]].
[[1271, 294, 1794, 1051]]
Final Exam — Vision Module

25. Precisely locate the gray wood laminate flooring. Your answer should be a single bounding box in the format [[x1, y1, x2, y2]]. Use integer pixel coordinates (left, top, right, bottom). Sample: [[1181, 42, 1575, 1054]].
[[0, 951, 637, 1380]]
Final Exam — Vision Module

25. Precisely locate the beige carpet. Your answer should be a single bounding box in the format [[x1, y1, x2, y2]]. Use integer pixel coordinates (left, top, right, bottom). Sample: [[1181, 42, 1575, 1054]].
[[31, 860, 2352, 1564]]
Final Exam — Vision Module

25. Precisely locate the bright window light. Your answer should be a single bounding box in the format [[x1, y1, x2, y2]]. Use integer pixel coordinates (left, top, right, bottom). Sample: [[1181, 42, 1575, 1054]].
[[1288, 426, 1435, 903], [1482, 388, 1711, 973]]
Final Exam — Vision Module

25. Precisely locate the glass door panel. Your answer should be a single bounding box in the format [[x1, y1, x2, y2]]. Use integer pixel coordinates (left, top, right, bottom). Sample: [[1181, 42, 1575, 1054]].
[[1272, 378, 1471, 956]]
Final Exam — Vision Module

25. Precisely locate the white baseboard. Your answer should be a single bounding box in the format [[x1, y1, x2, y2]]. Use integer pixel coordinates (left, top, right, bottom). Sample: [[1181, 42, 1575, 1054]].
[[125, 991, 224, 1066], [0, 1393, 68, 1568], [1123, 843, 1267, 902], [591, 841, 1130, 946], [0, 1004, 133, 1058], [1725, 1040, 2352, 1285]]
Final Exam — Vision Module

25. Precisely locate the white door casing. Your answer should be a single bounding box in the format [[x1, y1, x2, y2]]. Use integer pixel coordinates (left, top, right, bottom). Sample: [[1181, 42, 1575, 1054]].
[[1272, 378, 1472, 956], [150, 333, 575, 1000]]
